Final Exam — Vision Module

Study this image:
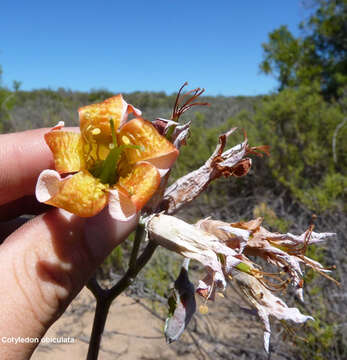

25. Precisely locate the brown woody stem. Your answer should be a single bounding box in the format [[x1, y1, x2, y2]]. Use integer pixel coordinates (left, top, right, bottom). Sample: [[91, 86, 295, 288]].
[[86, 224, 157, 360]]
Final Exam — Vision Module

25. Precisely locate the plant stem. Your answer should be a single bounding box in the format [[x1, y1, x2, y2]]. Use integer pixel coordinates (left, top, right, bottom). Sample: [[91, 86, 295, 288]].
[[107, 240, 158, 299], [86, 293, 111, 360], [86, 224, 157, 360], [128, 223, 145, 269]]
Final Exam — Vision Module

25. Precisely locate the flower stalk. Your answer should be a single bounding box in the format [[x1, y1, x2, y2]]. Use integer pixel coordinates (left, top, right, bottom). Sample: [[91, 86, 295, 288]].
[[86, 223, 157, 360]]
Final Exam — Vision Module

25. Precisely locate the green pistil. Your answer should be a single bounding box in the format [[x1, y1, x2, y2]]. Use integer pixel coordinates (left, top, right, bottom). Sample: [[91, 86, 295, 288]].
[[235, 262, 252, 274], [99, 145, 122, 185], [91, 119, 142, 186], [110, 117, 118, 146]]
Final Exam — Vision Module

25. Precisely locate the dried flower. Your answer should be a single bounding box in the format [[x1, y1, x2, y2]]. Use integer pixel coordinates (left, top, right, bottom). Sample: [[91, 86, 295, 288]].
[[160, 128, 267, 214], [233, 270, 313, 352], [202, 217, 337, 300], [146, 213, 336, 351]]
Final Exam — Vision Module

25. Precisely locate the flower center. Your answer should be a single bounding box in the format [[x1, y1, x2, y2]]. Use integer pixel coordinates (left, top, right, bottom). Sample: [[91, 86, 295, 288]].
[[90, 119, 142, 186]]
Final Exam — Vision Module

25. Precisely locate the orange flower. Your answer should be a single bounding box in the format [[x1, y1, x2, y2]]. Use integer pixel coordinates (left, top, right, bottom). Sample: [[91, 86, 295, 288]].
[[36, 95, 179, 221]]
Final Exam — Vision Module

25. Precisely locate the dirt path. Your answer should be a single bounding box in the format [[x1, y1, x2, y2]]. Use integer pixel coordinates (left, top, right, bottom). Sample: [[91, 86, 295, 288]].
[[32, 288, 180, 360], [32, 285, 283, 360]]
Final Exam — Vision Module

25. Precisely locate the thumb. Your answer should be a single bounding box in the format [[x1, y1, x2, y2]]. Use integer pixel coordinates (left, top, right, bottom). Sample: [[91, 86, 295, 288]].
[[0, 208, 136, 359]]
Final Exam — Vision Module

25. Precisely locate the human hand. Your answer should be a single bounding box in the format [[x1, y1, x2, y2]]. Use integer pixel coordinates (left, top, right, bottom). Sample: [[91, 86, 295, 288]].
[[0, 129, 137, 359]]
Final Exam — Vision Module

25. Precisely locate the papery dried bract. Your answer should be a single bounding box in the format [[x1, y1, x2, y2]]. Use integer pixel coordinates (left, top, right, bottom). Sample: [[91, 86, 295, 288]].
[[160, 129, 260, 214], [147, 214, 243, 296], [201, 217, 337, 301], [234, 218, 336, 300], [233, 270, 313, 352], [151, 118, 179, 136], [196, 218, 251, 254]]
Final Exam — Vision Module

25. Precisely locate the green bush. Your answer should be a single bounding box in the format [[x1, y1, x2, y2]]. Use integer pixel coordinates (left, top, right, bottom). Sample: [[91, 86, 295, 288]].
[[253, 84, 346, 212]]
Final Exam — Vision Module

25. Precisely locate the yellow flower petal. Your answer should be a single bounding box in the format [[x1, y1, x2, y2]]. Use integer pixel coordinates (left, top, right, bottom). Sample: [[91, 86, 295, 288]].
[[45, 131, 85, 173], [79, 94, 141, 144], [79, 95, 142, 166], [117, 161, 161, 211], [37, 169, 108, 217], [79, 95, 124, 139], [118, 118, 179, 171]]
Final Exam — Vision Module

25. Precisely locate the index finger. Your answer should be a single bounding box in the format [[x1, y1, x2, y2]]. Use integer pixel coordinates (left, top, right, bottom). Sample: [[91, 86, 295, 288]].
[[0, 128, 75, 206]]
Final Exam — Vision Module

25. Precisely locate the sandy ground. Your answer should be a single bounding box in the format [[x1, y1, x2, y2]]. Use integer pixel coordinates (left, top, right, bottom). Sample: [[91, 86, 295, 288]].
[[31, 284, 279, 360], [32, 288, 179, 360]]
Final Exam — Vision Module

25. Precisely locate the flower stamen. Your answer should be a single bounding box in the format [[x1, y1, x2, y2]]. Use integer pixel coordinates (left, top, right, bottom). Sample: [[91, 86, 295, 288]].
[[171, 82, 209, 122], [91, 128, 101, 135], [90, 119, 144, 186]]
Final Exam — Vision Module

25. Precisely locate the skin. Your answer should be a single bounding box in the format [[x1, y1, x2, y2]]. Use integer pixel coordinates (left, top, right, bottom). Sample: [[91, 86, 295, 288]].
[[0, 129, 136, 359]]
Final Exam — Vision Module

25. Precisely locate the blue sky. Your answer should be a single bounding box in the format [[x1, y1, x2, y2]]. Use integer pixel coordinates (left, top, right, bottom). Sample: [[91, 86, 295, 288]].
[[1, 0, 307, 96]]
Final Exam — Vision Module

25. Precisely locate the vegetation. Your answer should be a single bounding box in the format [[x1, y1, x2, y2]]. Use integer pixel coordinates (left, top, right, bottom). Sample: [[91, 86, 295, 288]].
[[0, 1, 345, 358], [0, 88, 346, 360], [257, 1, 347, 358], [260, 0, 347, 97], [254, 85, 346, 212]]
